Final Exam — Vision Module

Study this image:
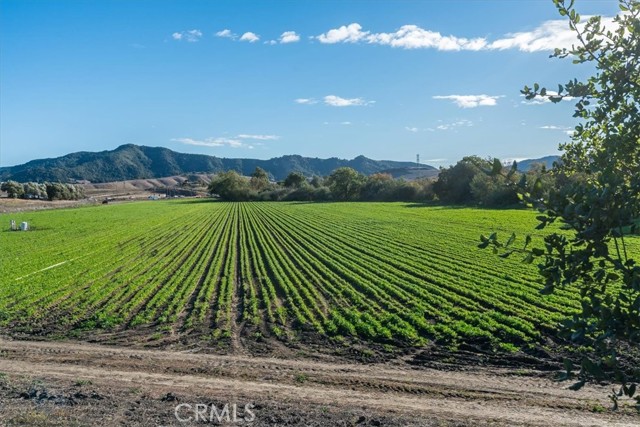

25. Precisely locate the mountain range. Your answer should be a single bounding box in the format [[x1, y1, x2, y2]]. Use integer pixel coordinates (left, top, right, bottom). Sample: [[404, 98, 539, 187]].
[[0, 144, 430, 183]]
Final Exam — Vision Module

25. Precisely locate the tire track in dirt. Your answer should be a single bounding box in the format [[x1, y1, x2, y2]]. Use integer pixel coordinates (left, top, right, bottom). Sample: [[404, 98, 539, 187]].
[[0, 338, 637, 426]]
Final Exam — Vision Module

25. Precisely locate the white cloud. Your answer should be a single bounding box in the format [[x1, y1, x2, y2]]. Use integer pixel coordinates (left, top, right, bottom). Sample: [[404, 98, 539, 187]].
[[215, 29, 236, 39], [424, 158, 447, 162], [315, 15, 617, 52], [317, 23, 369, 44], [316, 22, 487, 50], [433, 94, 503, 108], [405, 126, 419, 133], [367, 25, 487, 51], [279, 31, 300, 44], [341, 121, 352, 125], [324, 95, 373, 107], [172, 29, 202, 42], [489, 16, 616, 52], [240, 32, 260, 43], [236, 134, 280, 140], [294, 98, 318, 105]]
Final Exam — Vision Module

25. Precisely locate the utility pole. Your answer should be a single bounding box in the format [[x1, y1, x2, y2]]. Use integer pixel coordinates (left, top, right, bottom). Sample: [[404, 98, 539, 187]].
[[416, 154, 420, 167]]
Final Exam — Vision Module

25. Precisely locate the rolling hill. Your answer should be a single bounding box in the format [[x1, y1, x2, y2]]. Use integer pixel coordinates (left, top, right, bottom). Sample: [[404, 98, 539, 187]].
[[0, 144, 430, 183], [516, 155, 560, 171]]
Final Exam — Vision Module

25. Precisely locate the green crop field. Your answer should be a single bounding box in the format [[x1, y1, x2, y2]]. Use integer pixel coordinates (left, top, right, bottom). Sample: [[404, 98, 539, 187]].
[[1, 200, 636, 352]]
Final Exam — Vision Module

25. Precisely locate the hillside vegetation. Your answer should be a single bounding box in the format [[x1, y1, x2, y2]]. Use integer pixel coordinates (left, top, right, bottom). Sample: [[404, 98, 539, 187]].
[[0, 144, 426, 183]]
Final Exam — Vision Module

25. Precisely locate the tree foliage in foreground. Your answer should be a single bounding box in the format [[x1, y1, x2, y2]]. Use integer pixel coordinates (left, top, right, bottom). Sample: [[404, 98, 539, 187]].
[[481, 0, 639, 409]]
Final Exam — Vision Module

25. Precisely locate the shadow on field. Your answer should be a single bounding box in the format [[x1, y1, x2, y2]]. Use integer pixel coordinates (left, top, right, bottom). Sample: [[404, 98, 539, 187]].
[[171, 198, 219, 205], [402, 202, 525, 211]]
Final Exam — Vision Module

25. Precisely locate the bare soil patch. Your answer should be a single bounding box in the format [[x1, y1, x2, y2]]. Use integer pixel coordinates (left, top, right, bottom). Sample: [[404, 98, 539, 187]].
[[0, 338, 637, 426]]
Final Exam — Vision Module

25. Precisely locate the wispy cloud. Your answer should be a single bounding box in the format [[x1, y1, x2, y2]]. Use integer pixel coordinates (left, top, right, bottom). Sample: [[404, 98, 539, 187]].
[[405, 126, 419, 133], [540, 125, 574, 136], [171, 137, 246, 148], [240, 32, 260, 43], [433, 94, 503, 108], [434, 119, 473, 131], [236, 134, 280, 141], [294, 98, 318, 105], [215, 29, 236, 39], [489, 16, 616, 52], [171, 133, 279, 149], [172, 29, 203, 42], [540, 125, 567, 130], [279, 31, 300, 44], [324, 95, 373, 107]]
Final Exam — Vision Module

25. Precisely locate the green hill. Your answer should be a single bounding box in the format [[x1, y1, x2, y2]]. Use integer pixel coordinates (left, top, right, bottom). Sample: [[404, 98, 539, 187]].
[[0, 144, 430, 183]]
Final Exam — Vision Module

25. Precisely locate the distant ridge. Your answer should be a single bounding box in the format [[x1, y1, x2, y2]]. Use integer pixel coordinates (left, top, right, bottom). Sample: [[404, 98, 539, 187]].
[[0, 144, 431, 183], [516, 155, 560, 171]]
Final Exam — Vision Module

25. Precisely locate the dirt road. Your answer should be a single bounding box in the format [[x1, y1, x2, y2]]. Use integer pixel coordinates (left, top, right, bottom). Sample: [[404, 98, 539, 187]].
[[0, 338, 637, 426]]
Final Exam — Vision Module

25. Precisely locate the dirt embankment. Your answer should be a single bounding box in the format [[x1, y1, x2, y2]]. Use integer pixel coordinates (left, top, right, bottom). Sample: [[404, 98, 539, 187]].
[[0, 338, 637, 426]]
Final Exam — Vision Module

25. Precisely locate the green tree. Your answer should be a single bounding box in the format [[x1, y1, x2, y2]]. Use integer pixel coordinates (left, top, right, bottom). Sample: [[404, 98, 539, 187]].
[[361, 173, 394, 201], [208, 171, 251, 201], [326, 167, 365, 201], [283, 171, 306, 188], [249, 167, 270, 191], [1, 180, 24, 198], [434, 156, 517, 205], [482, 0, 639, 408]]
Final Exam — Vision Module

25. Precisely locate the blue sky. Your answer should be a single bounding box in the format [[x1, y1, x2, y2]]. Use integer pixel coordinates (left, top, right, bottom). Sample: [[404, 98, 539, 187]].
[[0, 0, 620, 168]]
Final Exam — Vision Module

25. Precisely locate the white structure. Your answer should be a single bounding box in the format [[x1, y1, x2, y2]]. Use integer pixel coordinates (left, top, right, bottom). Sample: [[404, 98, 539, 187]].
[[20, 222, 28, 231]]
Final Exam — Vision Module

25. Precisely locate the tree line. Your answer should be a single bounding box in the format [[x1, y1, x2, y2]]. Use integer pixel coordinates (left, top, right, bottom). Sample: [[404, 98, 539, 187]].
[[207, 157, 556, 206], [0, 181, 85, 201], [207, 167, 435, 203]]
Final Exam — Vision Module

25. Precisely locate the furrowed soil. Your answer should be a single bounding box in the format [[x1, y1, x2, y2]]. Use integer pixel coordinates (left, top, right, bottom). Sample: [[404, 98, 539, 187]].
[[0, 338, 637, 426]]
